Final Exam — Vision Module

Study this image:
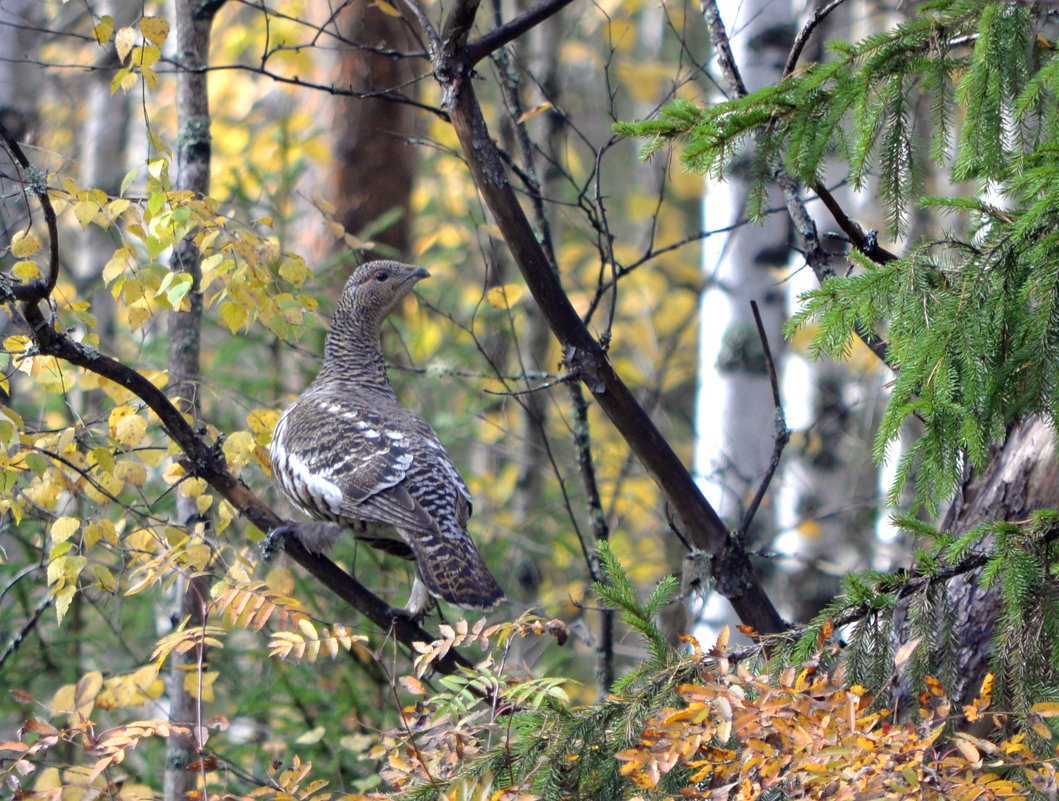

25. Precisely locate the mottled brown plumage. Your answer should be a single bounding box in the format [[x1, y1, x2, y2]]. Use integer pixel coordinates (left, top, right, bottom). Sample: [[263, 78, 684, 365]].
[[268, 261, 504, 618]]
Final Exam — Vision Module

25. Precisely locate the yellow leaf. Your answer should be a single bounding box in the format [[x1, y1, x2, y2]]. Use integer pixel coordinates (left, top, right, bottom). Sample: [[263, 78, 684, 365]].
[[119, 70, 138, 93], [115, 413, 148, 449], [163, 462, 186, 484], [115, 459, 147, 486], [222, 430, 255, 471], [373, 0, 403, 16], [517, 102, 553, 123], [75, 200, 99, 229], [93, 15, 114, 44], [184, 670, 218, 702], [221, 301, 247, 334], [57, 671, 102, 718], [294, 726, 326, 745], [140, 65, 158, 92], [135, 44, 160, 68], [115, 26, 137, 62], [12, 261, 41, 280], [797, 519, 821, 539], [139, 16, 169, 46], [54, 584, 77, 623], [92, 565, 117, 592], [128, 305, 151, 330], [279, 257, 309, 287], [485, 283, 525, 308], [953, 737, 982, 767], [247, 408, 280, 442], [106, 198, 131, 220], [179, 477, 207, 498], [1031, 701, 1059, 717], [51, 517, 81, 544], [893, 635, 922, 667], [11, 230, 41, 258]]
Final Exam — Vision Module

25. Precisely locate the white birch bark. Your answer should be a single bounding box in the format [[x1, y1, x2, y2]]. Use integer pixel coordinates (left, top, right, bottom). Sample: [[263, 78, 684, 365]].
[[693, 0, 792, 624]]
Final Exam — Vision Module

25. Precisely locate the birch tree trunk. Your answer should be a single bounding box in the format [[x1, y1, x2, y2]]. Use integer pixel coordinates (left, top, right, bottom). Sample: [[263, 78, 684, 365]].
[[693, 0, 791, 625], [165, 2, 224, 799]]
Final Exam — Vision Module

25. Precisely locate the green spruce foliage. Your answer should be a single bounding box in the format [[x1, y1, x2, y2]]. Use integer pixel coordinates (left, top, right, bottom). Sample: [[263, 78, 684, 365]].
[[619, 1, 1059, 514], [617, 0, 1059, 721]]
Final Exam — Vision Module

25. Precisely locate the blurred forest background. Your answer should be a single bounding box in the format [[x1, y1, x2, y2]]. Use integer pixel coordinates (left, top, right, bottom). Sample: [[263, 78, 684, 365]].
[[3, 0, 1059, 798]]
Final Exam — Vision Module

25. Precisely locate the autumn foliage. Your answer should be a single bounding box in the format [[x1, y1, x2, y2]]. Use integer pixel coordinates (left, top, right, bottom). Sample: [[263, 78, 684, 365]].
[[616, 635, 1059, 800]]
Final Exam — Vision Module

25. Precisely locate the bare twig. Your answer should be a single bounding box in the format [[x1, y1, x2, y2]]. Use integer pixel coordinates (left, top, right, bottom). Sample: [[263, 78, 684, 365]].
[[699, 0, 747, 98], [570, 384, 614, 691], [0, 593, 52, 673], [783, 0, 848, 77], [737, 301, 790, 539]]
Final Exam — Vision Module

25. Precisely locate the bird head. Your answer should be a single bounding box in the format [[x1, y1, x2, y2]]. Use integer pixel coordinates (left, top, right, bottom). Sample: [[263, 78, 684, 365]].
[[338, 260, 431, 325]]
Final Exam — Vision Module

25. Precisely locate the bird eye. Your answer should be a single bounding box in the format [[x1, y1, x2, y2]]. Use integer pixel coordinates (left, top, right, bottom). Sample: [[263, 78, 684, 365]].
[[373, 270, 390, 282]]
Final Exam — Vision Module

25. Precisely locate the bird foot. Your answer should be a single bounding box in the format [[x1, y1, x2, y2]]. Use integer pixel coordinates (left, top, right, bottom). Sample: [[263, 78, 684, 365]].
[[262, 525, 296, 560], [386, 605, 424, 624]]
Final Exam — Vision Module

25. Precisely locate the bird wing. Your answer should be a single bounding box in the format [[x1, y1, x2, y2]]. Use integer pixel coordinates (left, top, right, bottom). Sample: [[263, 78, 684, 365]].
[[276, 391, 458, 533]]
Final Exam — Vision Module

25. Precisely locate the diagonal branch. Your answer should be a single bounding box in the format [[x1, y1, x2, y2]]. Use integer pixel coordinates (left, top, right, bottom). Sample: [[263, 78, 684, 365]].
[[434, 0, 786, 636]]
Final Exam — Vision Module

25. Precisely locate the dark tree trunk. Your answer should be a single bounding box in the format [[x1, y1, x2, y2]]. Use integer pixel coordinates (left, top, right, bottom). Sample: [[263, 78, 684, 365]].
[[326, 1, 420, 258], [942, 418, 1059, 704]]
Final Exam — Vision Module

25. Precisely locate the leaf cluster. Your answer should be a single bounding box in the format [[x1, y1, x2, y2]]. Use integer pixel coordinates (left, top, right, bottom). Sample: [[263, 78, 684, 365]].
[[775, 510, 1059, 731]]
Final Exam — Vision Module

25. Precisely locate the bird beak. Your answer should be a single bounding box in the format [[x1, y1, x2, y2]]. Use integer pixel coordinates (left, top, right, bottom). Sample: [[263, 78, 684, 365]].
[[405, 266, 430, 285]]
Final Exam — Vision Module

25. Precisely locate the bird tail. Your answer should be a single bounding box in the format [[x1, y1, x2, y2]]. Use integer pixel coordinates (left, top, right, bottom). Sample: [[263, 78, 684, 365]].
[[406, 528, 504, 611]]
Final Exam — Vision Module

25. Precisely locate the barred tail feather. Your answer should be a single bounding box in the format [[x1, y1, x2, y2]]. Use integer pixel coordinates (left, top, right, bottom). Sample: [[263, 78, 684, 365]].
[[403, 527, 504, 610]]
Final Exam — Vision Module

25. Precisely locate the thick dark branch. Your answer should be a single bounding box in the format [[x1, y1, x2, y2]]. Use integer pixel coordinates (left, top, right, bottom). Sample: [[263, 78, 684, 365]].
[[435, 13, 785, 635], [811, 181, 898, 265], [466, 0, 578, 65], [440, 0, 482, 62]]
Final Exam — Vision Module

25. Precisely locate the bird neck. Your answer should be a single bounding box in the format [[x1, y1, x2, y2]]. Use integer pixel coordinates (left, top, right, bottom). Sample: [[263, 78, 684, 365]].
[[320, 313, 397, 398]]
